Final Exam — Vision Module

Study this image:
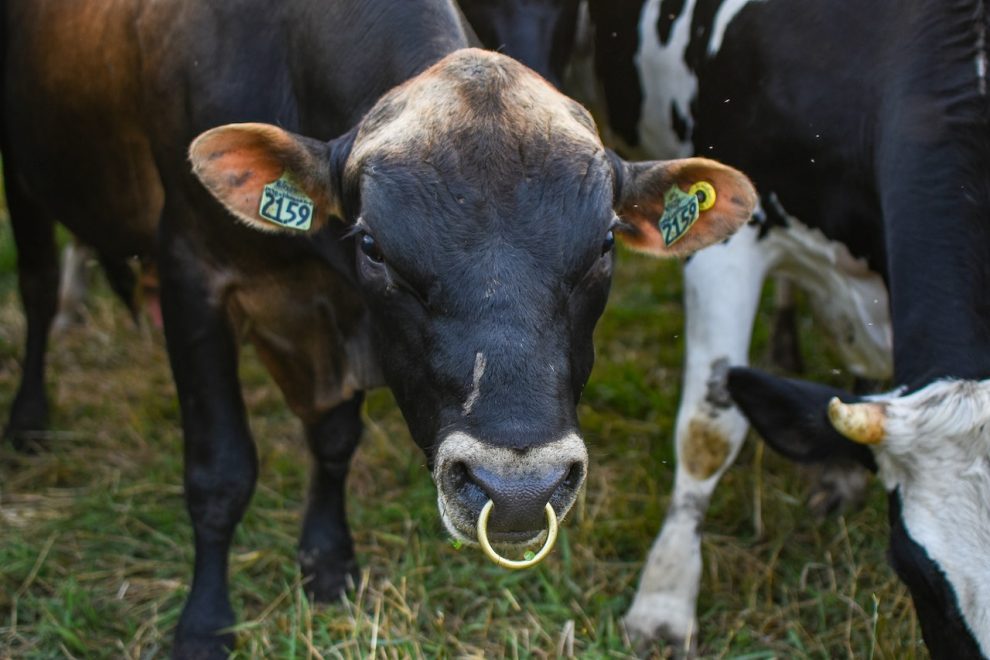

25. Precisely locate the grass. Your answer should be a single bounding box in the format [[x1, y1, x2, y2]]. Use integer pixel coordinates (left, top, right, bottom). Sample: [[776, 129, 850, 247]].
[[0, 215, 925, 658]]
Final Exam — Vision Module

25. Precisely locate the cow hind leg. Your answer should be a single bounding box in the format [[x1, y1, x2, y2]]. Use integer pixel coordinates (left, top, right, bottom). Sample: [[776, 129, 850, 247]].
[[768, 276, 803, 373], [5, 182, 59, 450], [299, 394, 364, 601], [52, 240, 93, 334], [161, 232, 257, 660], [624, 225, 772, 654]]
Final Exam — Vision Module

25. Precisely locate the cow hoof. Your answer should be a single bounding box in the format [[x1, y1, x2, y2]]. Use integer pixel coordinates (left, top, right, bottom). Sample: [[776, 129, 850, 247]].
[[623, 595, 698, 658], [806, 461, 869, 520], [4, 405, 49, 452], [172, 634, 234, 660], [300, 554, 360, 602]]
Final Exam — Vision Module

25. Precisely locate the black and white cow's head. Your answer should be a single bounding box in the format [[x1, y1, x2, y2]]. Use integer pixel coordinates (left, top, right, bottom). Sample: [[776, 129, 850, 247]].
[[188, 49, 756, 551], [728, 368, 990, 659]]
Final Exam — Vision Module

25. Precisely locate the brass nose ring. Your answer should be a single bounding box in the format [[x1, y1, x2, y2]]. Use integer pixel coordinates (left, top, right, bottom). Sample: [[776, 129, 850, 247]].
[[476, 500, 558, 569]]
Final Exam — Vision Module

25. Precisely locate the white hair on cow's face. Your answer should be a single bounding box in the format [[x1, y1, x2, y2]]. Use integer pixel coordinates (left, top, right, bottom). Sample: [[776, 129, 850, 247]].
[[867, 378, 990, 656]]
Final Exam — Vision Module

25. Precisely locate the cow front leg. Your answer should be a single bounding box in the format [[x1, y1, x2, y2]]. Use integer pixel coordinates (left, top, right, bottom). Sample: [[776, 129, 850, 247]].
[[624, 225, 772, 654], [299, 394, 364, 601], [5, 181, 59, 449], [161, 235, 256, 660]]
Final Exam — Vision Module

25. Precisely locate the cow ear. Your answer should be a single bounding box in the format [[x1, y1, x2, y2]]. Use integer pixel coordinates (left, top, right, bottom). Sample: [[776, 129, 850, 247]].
[[611, 155, 757, 257], [189, 123, 348, 233], [727, 367, 878, 472]]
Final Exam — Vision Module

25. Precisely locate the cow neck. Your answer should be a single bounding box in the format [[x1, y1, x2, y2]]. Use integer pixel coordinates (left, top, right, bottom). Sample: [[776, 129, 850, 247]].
[[875, 2, 990, 389]]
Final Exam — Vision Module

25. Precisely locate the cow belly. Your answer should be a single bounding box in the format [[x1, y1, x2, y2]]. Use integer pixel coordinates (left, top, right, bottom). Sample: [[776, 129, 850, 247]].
[[764, 219, 892, 380], [226, 265, 384, 423]]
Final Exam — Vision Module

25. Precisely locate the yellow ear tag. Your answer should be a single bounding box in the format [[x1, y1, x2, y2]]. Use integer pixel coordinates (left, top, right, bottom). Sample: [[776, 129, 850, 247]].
[[258, 172, 314, 231], [689, 181, 717, 211]]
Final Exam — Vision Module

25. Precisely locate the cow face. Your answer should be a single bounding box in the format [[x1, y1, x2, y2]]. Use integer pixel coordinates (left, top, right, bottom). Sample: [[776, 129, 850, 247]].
[[190, 49, 756, 551], [728, 368, 990, 658]]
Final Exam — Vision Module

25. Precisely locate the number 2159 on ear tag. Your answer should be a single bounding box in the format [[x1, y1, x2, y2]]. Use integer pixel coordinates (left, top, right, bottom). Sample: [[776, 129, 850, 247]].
[[658, 184, 700, 247], [258, 173, 314, 230]]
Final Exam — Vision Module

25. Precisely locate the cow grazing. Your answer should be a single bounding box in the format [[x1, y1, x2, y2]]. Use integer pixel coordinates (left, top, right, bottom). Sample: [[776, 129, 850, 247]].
[[576, 0, 990, 656], [2, 0, 757, 656]]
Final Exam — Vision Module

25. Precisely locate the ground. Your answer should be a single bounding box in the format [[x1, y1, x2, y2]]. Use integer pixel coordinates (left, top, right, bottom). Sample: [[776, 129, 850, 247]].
[[0, 216, 925, 658]]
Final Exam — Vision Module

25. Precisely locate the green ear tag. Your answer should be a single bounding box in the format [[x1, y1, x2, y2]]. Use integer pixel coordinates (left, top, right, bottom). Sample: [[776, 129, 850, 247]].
[[658, 184, 700, 247], [258, 173, 314, 230]]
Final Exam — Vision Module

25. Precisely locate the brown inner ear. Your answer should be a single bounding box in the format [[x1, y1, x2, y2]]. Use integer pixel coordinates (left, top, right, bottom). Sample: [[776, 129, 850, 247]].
[[617, 157, 757, 257], [189, 123, 335, 229]]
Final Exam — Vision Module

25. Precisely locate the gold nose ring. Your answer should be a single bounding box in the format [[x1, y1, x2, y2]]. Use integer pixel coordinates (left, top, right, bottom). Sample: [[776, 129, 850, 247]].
[[476, 500, 558, 569]]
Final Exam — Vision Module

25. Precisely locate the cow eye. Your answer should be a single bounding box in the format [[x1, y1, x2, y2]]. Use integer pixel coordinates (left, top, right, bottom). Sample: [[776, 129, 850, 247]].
[[359, 232, 385, 263], [601, 229, 615, 255]]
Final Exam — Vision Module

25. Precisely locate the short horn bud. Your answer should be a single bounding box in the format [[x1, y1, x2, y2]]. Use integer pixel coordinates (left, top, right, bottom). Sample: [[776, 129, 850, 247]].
[[827, 397, 886, 445]]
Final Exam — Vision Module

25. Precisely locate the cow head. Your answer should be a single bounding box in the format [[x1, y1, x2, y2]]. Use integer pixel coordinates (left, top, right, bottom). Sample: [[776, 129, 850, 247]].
[[728, 367, 990, 658], [189, 49, 756, 554]]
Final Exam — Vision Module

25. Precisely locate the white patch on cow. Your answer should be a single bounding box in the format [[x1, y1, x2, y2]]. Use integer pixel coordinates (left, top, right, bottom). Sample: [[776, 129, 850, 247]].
[[707, 0, 767, 56], [433, 431, 587, 545], [761, 198, 893, 379], [462, 352, 487, 416], [867, 379, 990, 656], [636, 0, 697, 158]]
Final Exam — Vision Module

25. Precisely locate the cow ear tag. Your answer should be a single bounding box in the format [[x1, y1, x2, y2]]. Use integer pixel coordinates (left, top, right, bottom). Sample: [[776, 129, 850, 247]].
[[257, 172, 315, 231], [658, 181, 716, 247]]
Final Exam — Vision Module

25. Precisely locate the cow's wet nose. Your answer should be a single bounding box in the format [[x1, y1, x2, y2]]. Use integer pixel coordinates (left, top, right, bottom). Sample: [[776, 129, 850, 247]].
[[456, 461, 582, 535]]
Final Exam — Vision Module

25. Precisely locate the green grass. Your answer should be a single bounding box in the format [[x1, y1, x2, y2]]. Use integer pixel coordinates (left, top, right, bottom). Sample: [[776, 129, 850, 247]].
[[0, 226, 924, 658]]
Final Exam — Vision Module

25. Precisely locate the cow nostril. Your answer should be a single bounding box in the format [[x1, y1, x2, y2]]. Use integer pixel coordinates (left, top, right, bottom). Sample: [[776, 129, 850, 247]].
[[449, 461, 487, 514], [451, 461, 470, 490], [562, 462, 583, 490]]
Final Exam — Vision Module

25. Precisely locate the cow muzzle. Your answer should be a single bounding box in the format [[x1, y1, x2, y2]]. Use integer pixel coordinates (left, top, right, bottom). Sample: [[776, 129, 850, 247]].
[[433, 431, 588, 554]]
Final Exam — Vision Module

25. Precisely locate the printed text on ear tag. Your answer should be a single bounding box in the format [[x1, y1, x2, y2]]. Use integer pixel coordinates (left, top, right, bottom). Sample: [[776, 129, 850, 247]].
[[258, 173, 314, 230], [658, 184, 701, 247]]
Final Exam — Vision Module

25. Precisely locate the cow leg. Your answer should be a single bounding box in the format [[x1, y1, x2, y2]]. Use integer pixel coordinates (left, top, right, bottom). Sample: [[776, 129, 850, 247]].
[[5, 182, 59, 450], [52, 240, 93, 334], [160, 233, 256, 660], [624, 224, 773, 653], [299, 393, 364, 601], [768, 276, 803, 373]]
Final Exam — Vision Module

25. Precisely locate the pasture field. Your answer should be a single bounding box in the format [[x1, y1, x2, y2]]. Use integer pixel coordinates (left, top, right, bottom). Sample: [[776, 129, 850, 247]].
[[0, 217, 925, 658]]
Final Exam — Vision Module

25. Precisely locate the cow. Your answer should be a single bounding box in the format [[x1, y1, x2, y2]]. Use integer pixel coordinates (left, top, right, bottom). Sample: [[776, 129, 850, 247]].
[[573, 0, 990, 657], [457, 0, 582, 89], [1, 0, 758, 656]]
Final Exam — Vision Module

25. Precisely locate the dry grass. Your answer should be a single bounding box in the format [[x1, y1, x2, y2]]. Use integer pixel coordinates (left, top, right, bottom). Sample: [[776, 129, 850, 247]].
[[0, 218, 925, 658]]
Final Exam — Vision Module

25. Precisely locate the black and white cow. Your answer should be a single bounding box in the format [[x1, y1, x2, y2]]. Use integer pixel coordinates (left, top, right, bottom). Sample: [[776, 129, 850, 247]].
[[2, 0, 757, 656], [577, 0, 990, 656]]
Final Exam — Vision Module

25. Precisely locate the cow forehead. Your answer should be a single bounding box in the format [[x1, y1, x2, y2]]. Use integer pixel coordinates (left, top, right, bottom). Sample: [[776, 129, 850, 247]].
[[347, 48, 602, 172], [871, 379, 990, 488]]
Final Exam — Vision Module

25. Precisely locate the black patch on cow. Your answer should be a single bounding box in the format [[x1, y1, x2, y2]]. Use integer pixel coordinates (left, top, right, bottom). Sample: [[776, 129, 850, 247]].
[[670, 101, 689, 142], [726, 367, 877, 471], [657, 0, 687, 45], [704, 357, 733, 412], [888, 490, 986, 660], [588, 0, 644, 147], [683, 0, 725, 72]]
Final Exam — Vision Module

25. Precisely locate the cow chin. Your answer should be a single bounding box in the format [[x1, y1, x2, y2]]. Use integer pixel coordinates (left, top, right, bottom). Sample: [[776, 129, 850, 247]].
[[432, 431, 588, 548]]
